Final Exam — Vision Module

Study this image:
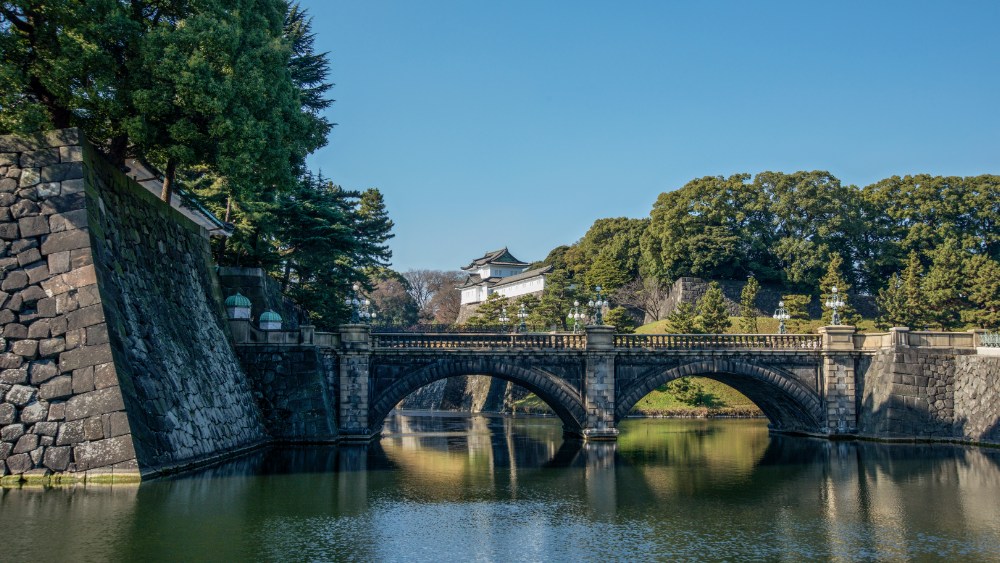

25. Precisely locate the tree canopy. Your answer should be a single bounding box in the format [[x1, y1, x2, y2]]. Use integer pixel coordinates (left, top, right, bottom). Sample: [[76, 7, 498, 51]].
[[540, 170, 999, 330], [1, 2, 398, 329]]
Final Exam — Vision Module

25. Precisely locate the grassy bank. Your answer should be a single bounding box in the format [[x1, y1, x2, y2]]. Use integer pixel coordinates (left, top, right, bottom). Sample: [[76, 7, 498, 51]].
[[511, 377, 763, 418]]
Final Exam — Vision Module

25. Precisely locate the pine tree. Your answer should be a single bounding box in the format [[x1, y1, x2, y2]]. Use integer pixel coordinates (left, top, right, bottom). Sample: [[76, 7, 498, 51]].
[[466, 293, 510, 328], [739, 275, 760, 333], [604, 307, 638, 333], [529, 269, 576, 330], [963, 255, 1000, 329], [697, 281, 731, 333], [782, 294, 812, 333], [819, 253, 861, 325], [875, 273, 907, 330], [513, 294, 540, 330], [901, 252, 928, 329], [665, 302, 701, 333], [924, 240, 968, 330]]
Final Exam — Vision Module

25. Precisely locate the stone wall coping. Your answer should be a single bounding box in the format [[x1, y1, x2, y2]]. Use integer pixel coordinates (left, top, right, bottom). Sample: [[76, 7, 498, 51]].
[[0, 127, 80, 151]]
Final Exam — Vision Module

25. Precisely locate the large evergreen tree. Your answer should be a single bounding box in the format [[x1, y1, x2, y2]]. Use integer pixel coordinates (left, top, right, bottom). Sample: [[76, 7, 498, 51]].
[[875, 273, 907, 330], [924, 239, 967, 330], [901, 252, 928, 329], [963, 255, 1000, 329], [529, 269, 576, 330]]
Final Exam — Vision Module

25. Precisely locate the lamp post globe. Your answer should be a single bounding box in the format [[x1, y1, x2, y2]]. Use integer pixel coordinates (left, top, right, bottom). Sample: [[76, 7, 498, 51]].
[[517, 303, 528, 333], [773, 300, 790, 334], [825, 286, 845, 326], [590, 285, 607, 326]]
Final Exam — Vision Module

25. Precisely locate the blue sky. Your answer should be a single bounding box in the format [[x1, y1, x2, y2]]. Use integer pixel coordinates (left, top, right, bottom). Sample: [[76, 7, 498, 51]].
[[300, 1, 1000, 272]]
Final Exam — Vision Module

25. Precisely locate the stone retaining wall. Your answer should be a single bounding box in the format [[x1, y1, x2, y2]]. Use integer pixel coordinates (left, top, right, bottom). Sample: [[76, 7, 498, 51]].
[[0, 129, 266, 484], [954, 355, 1000, 444], [236, 345, 338, 442], [858, 346, 998, 445]]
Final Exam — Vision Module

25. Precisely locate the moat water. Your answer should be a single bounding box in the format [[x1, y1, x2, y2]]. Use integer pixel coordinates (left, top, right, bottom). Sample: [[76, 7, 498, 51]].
[[3, 414, 1000, 561]]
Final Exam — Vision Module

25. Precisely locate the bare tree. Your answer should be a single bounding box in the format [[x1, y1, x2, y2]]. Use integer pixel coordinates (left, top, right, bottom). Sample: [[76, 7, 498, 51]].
[[403, 269, 464, 323], [402, 270, 436, 313], [427, 271, 464, 324], [613, 276, 667, 322]]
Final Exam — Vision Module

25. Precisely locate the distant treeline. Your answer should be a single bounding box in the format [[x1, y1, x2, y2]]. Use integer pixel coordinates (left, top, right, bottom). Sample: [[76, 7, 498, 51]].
[[534, 172, 999, 330]]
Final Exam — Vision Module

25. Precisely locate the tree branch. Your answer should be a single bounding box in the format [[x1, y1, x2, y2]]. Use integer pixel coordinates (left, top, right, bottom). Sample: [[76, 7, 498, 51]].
[[0, 5, 32, 34]]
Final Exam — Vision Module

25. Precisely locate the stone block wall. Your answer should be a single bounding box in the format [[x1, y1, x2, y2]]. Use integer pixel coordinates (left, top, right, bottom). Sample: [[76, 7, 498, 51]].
[[236, 345, 338, 442], [954, 355, 1000, 444], [858, 346, 983, 441], [0, 129, 136, 482], [0, 129, 266, 483]]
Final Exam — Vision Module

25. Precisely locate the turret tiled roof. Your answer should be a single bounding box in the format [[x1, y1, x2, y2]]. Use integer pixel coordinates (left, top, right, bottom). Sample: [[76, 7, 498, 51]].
[[461, 247, 529, 271], [491, 265, 553, 288]]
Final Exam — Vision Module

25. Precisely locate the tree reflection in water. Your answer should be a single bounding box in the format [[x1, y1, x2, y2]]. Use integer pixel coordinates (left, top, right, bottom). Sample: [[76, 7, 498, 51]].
[[1, 414, 999, 561]]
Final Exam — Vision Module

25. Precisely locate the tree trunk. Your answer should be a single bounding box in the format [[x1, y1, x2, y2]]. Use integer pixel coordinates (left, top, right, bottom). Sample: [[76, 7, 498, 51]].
[[282, 261, 292, 291], [108, 134, 129, 167], [160, 158, 176, 203]]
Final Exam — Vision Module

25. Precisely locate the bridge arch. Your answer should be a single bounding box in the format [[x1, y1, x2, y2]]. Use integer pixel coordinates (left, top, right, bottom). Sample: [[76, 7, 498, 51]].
[[616, 359, 824, 434], [369, 357, 587, 435]]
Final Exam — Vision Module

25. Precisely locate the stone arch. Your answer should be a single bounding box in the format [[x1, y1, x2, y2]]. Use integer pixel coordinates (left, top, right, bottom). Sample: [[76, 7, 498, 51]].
[[369, 357, 587, 435], [616, 359, 824, 433]]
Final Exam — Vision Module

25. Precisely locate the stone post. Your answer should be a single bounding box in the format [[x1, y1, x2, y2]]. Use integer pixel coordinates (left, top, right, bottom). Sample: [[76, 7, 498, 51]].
[[337, 324, 376, 442], [300, 324, 315, 346], [583, 325, 618, 440], [968, 329, 984, 349], [819, 325, 858, 435], [890, 326, 910, 347], [228, 318, 252, 345]]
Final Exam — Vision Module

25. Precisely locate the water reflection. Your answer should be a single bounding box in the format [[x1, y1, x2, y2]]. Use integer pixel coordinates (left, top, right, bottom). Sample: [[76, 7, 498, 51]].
[[1, 414, 999, 561]]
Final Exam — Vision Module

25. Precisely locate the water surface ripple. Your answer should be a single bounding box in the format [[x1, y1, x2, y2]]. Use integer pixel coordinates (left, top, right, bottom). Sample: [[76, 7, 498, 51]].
[[2, 414, 1000, 561]]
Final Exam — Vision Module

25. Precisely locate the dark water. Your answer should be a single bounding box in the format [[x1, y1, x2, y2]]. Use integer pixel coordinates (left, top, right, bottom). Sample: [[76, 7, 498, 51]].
[[3, 415, 1000, 562]]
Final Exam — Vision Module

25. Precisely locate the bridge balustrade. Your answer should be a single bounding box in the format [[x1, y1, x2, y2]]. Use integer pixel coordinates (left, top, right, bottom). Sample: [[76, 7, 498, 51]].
[[614, 333, 822, 350], [372, 332, 587, 350], [982, 332, 1000, 347]]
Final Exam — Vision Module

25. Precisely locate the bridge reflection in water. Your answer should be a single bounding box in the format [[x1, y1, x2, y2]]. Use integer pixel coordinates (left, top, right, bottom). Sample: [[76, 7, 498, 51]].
[[3, 414, 1000, 560]]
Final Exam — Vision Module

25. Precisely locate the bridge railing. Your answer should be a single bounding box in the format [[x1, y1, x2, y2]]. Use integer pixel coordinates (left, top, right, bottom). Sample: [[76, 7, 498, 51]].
[[982, 331, 1000, 347], [372, 332, 587, 350], [614, 333, 822, 350]]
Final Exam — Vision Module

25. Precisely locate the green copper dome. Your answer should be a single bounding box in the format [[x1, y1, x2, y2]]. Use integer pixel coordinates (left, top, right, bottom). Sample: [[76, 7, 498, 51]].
[[225, 292, 251, 308], [259, 310, 282, 323]]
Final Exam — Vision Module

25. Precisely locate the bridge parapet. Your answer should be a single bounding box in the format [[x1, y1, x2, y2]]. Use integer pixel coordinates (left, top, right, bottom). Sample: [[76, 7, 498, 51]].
[[854, 328, 978, 351], [372, 332, 587, 350], [615, 333, 821, 350]]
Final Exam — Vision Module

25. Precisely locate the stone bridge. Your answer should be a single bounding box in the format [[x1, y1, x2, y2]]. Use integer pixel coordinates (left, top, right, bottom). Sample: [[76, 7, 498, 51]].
[[230, 322, 1000, 443]]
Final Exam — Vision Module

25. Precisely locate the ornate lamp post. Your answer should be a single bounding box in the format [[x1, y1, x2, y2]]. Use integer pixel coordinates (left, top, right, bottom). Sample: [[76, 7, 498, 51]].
[[344, 282, 362, 324], [773, 300, 790, 334], [825, 286, 844, 326], [359, 300, 375, 324], [588, 285, 608, 326], [499, 306, 510, 332], [567, 300, 586, 333], [517, 303, 528, 333]]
